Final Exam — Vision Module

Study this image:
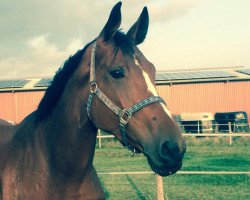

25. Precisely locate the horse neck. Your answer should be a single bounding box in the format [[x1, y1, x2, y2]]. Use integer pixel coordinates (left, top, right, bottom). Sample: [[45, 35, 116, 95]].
[[43, 73, 97, 179]]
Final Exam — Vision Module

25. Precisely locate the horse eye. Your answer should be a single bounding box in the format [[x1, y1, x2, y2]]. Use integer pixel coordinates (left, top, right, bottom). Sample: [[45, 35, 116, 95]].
[[109, 69, 125, 79]]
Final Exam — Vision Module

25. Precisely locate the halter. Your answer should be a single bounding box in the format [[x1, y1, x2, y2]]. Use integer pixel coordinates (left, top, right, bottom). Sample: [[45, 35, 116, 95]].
[[87, 41, 165, 151]]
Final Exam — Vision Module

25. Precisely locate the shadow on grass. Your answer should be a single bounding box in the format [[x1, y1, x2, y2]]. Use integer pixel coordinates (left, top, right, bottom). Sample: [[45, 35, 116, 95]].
[[125, 175, 146, 200], [99, 178, 110, 199], [208, 158, 250, 167], [175, 174, 250, 186]]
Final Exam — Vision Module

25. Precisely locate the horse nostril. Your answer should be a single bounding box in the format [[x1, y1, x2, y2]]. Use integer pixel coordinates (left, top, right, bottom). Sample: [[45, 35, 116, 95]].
[[160, 140, 182, 160], [160, 141, 172, 160]]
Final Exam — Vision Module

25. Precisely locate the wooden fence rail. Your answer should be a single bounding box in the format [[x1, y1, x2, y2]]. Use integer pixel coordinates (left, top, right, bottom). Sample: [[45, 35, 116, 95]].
[[98, 171, 250, 200]]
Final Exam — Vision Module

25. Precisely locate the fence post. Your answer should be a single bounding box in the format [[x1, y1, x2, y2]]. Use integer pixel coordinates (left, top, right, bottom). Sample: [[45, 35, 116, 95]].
[[228, 122, 232, 145], [156, 174, 166, 200], [98, 129, 102, 148], [215, 123, 218, 133]]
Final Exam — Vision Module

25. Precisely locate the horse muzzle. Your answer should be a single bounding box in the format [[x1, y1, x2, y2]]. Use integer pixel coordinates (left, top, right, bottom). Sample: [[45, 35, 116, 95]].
[[145, 139, 186, 176]]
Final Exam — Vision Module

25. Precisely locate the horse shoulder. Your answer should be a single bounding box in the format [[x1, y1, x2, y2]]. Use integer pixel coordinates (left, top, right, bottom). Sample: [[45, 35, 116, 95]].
[[0, 120, 18, 174], [0, 113, 50, 200], [0, 122, 15, 200]]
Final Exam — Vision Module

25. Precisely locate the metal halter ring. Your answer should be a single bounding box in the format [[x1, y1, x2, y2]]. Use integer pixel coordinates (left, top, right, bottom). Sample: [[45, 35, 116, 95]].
[[90, 82, 98, 93]]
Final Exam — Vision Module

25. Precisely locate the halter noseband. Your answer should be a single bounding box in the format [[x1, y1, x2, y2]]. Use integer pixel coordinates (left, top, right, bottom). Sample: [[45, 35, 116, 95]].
[[87, 41, 165, 151]]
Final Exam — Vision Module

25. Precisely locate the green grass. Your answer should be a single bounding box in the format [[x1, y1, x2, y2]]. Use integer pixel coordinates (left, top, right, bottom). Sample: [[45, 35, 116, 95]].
[[94, 137, 250, 199]]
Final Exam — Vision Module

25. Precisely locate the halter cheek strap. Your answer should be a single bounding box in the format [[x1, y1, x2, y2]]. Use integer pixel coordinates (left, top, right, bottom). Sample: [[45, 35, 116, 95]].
[[87, 41, 165, 151]]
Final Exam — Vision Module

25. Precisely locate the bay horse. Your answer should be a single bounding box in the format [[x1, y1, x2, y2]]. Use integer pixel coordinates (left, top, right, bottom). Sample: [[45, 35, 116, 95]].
[[0, 2, 186, 199]]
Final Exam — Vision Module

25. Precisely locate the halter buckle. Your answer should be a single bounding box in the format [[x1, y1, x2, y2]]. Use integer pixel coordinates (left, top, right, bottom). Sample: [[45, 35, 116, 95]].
[[119, 109, 132, 125]]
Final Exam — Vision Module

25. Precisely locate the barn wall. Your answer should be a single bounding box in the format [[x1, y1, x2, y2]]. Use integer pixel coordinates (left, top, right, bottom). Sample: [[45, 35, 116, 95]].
[[156, 81, 250, 118], [0, 91, 44, 123], [0, 81, 250, 123]]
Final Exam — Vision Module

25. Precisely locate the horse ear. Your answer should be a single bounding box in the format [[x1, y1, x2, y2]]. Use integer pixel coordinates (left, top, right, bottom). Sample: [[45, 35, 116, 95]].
[[127, 7, 149, 45], [99, 2, 122, 41]]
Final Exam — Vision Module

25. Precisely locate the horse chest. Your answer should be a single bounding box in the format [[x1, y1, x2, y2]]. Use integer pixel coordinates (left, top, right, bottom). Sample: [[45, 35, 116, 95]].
[[1, 165, 48, 200], [1, 165, 105, 200]]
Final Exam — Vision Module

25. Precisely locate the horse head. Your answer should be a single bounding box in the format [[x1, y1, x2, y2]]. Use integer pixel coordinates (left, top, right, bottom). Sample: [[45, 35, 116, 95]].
[[82, 2, 186, 176]]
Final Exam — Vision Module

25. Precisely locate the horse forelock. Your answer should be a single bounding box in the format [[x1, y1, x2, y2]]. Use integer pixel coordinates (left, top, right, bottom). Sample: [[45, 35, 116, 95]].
[[112, 31, 134, 56]]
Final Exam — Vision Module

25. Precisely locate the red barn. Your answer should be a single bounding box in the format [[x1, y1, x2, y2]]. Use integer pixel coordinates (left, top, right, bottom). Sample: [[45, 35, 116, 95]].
[[0, 67, 250, 123]]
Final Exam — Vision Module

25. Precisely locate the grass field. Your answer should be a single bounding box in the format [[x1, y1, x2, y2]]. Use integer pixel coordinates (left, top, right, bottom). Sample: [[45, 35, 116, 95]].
[[93, 137, 250, 200]]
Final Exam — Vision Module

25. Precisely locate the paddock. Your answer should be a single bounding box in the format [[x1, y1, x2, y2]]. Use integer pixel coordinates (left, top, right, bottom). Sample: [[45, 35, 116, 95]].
[[93, 134, 250, 199]]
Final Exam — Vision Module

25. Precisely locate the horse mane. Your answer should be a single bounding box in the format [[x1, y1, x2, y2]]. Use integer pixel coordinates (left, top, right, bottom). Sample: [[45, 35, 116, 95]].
[[36, 31, 134, 121]]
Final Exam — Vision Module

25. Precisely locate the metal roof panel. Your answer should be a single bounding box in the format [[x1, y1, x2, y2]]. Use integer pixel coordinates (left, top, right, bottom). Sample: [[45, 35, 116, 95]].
[[34, 78, 52, 87], [0, 80, 29, 89], [236, 68, 250, 76], [156, 70, 237, 81]]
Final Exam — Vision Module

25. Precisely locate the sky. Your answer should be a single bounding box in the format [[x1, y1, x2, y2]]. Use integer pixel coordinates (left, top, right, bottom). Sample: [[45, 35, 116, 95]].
[[0, 0, 250, 79]]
